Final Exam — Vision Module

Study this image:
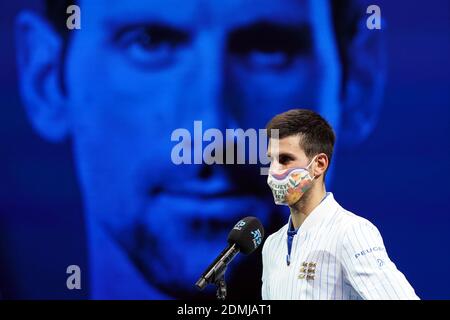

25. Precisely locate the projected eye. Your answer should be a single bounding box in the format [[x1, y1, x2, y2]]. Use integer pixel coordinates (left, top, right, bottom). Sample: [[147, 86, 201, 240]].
[[229, 22, 312, 71], [245, 51, 291, 70], [116, 24, 190, 68]]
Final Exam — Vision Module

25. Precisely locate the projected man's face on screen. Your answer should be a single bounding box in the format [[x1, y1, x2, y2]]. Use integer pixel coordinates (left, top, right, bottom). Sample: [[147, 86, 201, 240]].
[[16, 0, 383, 298]]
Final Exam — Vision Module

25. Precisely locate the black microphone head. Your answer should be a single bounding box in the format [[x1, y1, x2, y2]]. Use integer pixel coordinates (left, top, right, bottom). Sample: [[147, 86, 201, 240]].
[[227, 216, 265, 255]]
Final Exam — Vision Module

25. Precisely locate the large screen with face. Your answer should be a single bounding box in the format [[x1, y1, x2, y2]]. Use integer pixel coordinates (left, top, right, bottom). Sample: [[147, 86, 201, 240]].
[[0, 0, 449, 300]]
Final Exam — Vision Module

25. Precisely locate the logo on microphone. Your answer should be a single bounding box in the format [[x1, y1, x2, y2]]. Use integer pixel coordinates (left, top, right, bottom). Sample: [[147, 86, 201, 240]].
[[251, 229, 262, 248], [233, 220, 246, 231]]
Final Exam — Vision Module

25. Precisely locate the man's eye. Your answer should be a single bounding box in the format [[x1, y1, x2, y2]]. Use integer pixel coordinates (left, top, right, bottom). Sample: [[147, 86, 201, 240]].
[[279, 156, 291, 165], [116, 25, 190, 68]]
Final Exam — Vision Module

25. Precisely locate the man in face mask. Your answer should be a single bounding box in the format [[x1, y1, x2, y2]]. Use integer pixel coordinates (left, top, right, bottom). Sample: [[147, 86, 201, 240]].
[[263, 109, 419, 300]]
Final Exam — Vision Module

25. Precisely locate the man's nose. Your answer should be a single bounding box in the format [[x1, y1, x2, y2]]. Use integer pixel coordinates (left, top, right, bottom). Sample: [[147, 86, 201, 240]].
[[183, 30, 231, 130], [174, 31, 266, 188], [269, 159, 283, 173]]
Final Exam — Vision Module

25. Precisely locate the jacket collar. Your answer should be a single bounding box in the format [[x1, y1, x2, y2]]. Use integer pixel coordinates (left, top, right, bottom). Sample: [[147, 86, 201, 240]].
[[287, 192, 337, 234]]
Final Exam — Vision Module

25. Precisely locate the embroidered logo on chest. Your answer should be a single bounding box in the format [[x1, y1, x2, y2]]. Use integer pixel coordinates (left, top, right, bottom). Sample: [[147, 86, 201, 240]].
[[298, 261, 316, 280]]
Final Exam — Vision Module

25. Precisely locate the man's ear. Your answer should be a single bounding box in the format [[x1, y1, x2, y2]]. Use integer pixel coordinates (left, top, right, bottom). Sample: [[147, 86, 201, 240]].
[[15, 11, 69, 142], [313, 153, 329, 179], [340, 18, 386, 147]]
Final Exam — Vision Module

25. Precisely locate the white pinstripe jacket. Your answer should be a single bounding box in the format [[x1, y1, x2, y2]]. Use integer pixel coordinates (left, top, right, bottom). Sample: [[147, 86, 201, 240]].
[[262, 193, 419, 300]]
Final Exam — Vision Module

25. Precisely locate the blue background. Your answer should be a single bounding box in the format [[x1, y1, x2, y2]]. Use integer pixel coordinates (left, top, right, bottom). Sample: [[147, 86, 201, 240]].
[[0, 0, 449, 299]]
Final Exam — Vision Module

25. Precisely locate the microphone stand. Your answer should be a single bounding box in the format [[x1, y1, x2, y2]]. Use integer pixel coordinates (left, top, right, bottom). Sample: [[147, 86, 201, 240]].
[[215, 274, 227, 300], [195, 243, 239, 300], [210, 254, 228, 300]]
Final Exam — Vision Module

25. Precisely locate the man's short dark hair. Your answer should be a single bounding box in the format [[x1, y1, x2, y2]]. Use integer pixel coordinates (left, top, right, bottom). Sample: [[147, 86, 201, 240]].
[[266, 109, 336, 168]]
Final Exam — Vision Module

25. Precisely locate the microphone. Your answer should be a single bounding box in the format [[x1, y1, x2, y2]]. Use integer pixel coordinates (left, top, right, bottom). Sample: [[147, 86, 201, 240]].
[[195, 216, 265, 291]]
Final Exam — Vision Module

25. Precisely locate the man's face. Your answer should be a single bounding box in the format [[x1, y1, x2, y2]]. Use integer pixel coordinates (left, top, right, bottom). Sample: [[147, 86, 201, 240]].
[[63, 0, 341, 295]]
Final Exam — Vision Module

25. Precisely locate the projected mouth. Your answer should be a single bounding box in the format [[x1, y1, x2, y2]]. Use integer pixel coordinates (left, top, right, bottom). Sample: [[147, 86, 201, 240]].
[[149, 184, 242, 197], [146, 187, 258, 235], [189, 216, 231, 238]]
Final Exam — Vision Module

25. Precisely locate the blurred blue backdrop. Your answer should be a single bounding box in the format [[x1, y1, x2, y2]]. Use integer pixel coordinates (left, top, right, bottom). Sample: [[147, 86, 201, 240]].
[[0, 0, 449, 299]]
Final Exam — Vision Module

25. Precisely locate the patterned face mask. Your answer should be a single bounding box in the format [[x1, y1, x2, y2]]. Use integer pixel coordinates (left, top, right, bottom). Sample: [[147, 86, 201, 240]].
[[267, 156, 317, 206]]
